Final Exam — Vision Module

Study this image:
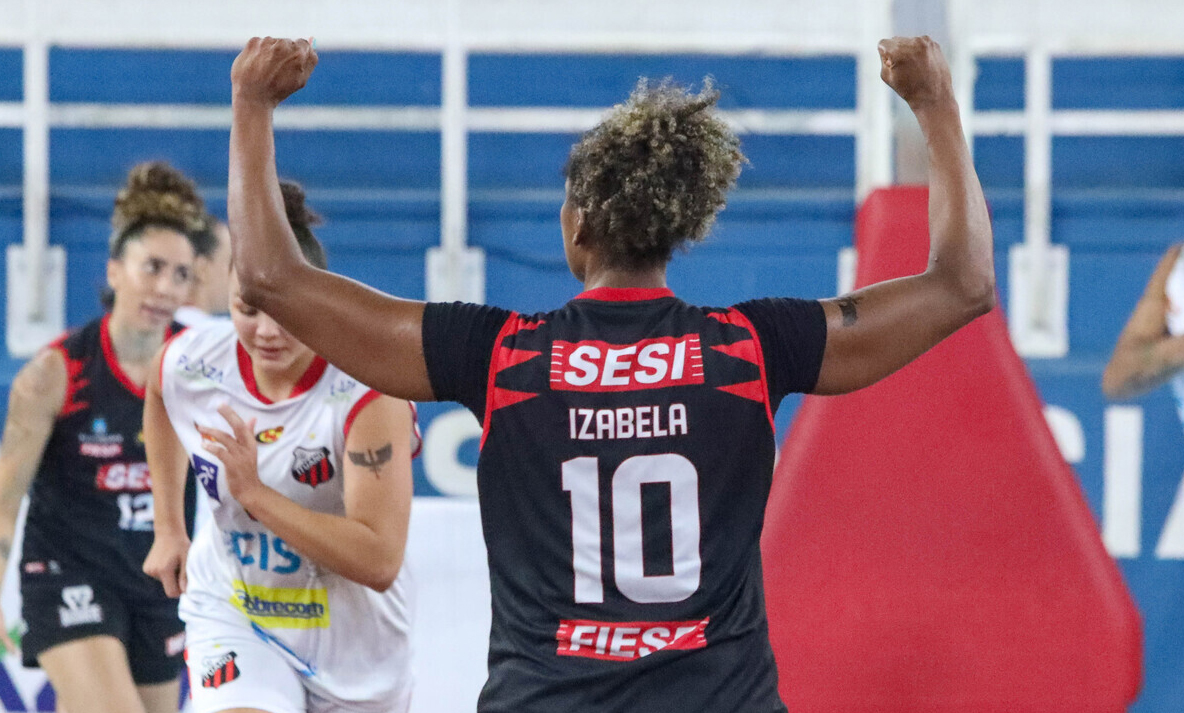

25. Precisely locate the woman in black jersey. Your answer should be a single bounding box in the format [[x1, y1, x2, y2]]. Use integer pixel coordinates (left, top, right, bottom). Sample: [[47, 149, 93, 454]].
[[0, 163, 210, 713], [226, 36, 994, 712]]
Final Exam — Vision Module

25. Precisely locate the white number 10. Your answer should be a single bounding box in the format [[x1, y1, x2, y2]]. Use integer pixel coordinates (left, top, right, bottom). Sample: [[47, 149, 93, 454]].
[[562, 454, 701, 604]]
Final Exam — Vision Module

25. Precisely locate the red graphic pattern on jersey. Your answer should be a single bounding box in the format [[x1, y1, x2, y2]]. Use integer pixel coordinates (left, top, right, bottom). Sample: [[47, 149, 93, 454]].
[[53, 341, 91, 417], [549, 336, 704, 393], [556, 618, 709, 661], [481, 315, 546, 448], [708, 310, 773, 428]]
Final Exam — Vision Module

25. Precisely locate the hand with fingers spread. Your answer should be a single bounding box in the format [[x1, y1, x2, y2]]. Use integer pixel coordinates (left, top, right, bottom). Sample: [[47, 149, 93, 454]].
[[878, 35, 955, 111], [197, 404, 265, 508], [231, 36, 318, 108], [143, 531, 191, 598]]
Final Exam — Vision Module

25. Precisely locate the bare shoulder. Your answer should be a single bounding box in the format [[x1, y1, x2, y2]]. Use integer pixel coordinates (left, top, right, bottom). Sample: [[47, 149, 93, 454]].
[[10, 348, 66, 413]]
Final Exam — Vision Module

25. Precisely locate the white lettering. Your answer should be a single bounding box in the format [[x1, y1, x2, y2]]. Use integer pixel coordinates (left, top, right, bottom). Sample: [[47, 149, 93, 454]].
[[640, 627, 671, 656], [615, 408, 635, 439], [637, 407, 652, 438], [610, 627, 641, 658], [566, 405, 689, 441], [635, 343, 670, 384], [672, 341, 687, 380], [652, 406, 668, 437], [595, 626, 610, 655], [578, 409, 595, 440], [601, 346, 637, 386], [566, 346, 601, 386], [569, 625, 598, 652], [596, 410, 614, 440], [669, 404, 688, 436]]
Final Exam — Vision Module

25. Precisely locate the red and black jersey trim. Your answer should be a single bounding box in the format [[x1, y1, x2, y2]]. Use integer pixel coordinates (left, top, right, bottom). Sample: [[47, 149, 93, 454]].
[[574, 286, 675, 302], [707, 308, 774, 430], [49, 334, 90, 418], [236, 342, 329, 405], [481, 313, 545, 449], [99, 315, 147, 399]]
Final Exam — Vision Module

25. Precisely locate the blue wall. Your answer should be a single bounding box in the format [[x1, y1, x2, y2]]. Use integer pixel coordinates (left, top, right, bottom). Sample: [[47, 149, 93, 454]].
[[4, 49, 1184, 711]]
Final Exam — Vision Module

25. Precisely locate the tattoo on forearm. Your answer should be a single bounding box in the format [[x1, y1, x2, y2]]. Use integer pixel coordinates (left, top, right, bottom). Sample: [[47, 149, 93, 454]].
[[836, 295, 860, 326], [0, 537, 13, 559], [349, 444, 393, 478]]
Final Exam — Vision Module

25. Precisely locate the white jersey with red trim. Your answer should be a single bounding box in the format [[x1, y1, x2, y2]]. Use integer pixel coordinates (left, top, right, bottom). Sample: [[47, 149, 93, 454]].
[[159, 319, 415, 705]]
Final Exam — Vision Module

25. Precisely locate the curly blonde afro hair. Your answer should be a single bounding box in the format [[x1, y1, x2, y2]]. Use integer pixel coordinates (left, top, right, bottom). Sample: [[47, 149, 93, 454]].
[[564, 78, 746, 270]]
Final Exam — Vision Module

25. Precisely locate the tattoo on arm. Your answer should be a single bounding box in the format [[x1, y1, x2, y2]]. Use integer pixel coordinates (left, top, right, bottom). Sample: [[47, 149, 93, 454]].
[[836, 295, 861, 326], [0, 537, 13, 560], [349, 444, 393, 478]]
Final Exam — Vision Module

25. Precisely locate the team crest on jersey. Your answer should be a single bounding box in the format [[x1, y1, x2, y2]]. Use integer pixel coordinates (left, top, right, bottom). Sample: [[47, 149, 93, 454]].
[[291, 446, 334, 487], [255, 426, 284, 444], [78, 417, 124, 458], [201, 651, 240, 689]]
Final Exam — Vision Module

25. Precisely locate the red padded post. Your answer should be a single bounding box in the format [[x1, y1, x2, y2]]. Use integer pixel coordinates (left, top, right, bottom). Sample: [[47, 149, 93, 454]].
[[762, 186, 1141, 712]]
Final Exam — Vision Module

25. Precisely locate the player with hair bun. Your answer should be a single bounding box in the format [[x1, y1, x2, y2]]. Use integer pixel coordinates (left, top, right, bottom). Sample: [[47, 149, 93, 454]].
[[0, 161, 204, 713], [143, 180, 418, 713]]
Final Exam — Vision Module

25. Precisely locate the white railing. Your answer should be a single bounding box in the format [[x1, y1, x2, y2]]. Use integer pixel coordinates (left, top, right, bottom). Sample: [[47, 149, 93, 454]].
[[0, 0, 895, 357], [15, 0, 1184, 359], [952, 0, 1184, 356]]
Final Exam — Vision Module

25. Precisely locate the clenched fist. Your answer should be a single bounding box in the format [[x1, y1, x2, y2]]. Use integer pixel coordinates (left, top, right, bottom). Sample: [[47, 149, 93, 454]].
[[878, 36, 955, 111], [231, 36, 319, 108]]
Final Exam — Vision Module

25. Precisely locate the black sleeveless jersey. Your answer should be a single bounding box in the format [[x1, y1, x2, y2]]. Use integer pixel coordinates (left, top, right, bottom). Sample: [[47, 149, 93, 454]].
[[22, 315, 194, 598], [423, 287, 827, 713]]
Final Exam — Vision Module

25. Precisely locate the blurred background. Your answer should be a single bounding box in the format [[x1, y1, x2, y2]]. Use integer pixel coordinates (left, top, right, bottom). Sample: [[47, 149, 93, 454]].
[[1, 0, 1183, 710]]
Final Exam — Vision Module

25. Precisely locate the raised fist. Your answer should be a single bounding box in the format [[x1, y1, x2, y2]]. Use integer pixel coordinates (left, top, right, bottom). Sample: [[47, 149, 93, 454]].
[[878, 36, 954, 110], [231, 36, 319, 108]]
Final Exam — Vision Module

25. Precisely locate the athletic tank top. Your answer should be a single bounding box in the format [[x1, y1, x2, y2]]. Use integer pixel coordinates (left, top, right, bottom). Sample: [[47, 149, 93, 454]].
[[422, 287, 827, 713], [160, 320, 416, 698], [22, 315, 193, 598]]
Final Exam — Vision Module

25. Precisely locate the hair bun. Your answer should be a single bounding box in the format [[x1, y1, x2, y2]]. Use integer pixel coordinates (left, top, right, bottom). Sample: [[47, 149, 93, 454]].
[[111, 161, 205, 236], [280, 180, 323, 234]]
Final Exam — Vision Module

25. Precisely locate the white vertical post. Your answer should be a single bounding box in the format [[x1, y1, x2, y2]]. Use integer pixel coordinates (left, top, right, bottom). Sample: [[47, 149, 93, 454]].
[[946, 0, 977, 157], [440, 0, 467, 260], [23, 36, 49, 321], [1024, 47, 1051, 288], [1009, 45, 1068, 357], [855, 0, 893, 201], [8, 0, 65, 358], [428, 0, 485, 304]]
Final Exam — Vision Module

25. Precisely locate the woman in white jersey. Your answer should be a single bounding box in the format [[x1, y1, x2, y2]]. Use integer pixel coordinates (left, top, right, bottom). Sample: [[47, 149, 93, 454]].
[[142, 182, 418, 713]]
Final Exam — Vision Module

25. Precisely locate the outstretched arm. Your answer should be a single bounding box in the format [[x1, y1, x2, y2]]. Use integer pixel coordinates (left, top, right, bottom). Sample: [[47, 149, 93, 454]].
[[229, 37, 433, 402], [812, 37, 995, 395], [1102, 244, 1184, 399]]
